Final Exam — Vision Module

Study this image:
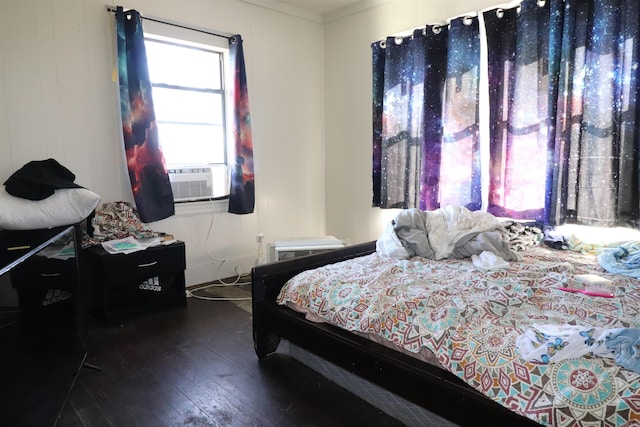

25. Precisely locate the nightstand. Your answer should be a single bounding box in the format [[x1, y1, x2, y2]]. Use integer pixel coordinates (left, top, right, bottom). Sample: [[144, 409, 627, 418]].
[[84, 241, 186, 325]]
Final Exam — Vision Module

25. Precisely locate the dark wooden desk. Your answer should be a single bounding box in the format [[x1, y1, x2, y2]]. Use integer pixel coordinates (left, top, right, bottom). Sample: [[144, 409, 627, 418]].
[[0, 225, 86, 427]]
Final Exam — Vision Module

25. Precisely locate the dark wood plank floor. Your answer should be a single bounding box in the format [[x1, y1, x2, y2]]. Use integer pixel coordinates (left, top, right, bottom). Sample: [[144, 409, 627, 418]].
[[58, 296, 405, 427]]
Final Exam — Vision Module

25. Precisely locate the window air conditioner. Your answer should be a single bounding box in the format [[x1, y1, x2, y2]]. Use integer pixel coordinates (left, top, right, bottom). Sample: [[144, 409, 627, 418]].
[[168, 165, 228, 202]]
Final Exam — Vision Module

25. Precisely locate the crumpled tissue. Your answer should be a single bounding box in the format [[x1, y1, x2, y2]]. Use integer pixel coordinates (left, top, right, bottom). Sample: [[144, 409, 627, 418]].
[[472, 250, 509, 271]]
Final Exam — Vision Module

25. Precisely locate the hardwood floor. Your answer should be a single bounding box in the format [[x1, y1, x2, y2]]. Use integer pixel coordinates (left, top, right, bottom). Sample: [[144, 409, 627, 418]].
[[58, 295, 405, 427]]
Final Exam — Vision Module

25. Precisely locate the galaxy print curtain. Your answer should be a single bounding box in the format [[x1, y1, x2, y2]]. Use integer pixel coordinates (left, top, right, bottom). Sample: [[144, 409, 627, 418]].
[[372, 20, 479, 210], [372, 29, 435, 209], [373, 0, 640, 228], [440, 17, 482, 211], [548, 0, 640, 227], [115, 7, 174, 223], [228, 35, 255, 215], [483, 0, 555, 222]]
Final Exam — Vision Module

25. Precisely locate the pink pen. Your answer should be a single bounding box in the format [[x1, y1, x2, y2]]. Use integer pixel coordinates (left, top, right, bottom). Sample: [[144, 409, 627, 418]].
[[557, 287, 614, 298]]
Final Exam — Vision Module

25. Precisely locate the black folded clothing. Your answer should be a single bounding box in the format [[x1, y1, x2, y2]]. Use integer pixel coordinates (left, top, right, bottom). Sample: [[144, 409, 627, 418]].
[[3, 158, 82, 200]]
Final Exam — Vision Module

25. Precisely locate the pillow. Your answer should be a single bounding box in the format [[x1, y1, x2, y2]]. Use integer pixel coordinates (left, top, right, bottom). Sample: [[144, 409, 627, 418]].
[[554, 223, 640, 251], [0, 187, 101, 230]]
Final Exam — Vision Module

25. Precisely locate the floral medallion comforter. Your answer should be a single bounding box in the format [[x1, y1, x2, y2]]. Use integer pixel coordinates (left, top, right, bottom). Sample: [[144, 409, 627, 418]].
[[276, 246, 640, 426]]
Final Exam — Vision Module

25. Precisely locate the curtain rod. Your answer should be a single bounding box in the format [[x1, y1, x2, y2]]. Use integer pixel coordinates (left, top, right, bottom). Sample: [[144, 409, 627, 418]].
[[375, 0, 526, 45], [106, 6, 233, 41]]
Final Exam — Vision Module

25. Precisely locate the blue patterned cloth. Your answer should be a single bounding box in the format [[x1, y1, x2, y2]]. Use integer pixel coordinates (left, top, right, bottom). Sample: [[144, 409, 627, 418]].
[[605, 329, 640, 374], [598, 241, 640, 278]]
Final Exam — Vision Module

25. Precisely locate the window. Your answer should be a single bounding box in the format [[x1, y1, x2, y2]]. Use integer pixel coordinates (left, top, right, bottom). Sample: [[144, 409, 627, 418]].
[[144, 28, 231, 202]]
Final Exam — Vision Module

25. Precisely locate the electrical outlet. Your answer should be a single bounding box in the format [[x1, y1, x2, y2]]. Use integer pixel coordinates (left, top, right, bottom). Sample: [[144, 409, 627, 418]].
[[256, 233, 267, 265]]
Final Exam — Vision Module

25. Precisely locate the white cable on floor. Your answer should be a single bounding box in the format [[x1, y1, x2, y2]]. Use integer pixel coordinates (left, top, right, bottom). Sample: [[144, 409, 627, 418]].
[[187, 283, 252, 301], [187, 199, 257, 301]]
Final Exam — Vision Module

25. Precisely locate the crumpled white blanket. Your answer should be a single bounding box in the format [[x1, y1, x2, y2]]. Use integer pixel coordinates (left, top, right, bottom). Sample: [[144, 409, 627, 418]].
[[376, 206, 520, 261], [516, 324, 621, 364]]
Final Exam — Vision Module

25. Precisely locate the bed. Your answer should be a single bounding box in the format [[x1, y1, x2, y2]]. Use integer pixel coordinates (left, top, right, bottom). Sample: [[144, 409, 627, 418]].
[[251, 232, 640, 426]]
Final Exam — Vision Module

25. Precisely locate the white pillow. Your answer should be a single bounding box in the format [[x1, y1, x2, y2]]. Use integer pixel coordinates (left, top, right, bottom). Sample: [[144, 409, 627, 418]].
[[0, 187, 101, 230]]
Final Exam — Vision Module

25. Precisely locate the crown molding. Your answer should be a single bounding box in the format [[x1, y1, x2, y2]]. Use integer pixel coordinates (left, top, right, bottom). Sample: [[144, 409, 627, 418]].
[[239, 0, 324, 23], [323, 0, 388, 23], [239, 0, 390, 24]]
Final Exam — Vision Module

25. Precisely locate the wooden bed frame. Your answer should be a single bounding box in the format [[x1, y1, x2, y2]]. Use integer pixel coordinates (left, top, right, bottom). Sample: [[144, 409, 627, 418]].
[[251, 241, 541, 427]]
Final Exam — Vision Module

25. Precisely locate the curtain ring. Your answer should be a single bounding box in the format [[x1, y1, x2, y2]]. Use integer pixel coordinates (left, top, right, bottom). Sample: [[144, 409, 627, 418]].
[[432, 24, 442, 34], [463, 15, 474, 26], [537, 0, 546, 6], [422, 26, 427, 36], [380, 40, 386, 49], [394, 36, 403, 45], [516, 5, 522, 13], [496, 8, 504, 18], [230, 36, 237, 44]]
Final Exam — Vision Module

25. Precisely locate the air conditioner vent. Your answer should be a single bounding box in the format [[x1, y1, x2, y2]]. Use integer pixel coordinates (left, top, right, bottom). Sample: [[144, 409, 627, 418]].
[[168, 166, 228, 202]]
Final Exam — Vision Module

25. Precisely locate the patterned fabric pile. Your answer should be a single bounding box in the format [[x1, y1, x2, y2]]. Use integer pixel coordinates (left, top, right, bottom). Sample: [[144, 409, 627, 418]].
[[502, 220, 543, 252], [82, 201, 158, 247]]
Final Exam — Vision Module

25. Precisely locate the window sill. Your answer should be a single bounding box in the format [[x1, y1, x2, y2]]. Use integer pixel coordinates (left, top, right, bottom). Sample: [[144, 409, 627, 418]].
[[174, 199, 228, 216]]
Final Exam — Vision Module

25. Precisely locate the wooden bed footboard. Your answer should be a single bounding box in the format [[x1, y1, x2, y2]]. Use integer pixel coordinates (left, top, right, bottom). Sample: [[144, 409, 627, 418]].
[[250, 241, 540, 426], [251, 241, 377, 357]]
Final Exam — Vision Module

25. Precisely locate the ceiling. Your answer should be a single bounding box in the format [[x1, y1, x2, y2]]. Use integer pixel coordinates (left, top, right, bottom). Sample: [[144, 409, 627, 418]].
[[276, 0, 362, 16]]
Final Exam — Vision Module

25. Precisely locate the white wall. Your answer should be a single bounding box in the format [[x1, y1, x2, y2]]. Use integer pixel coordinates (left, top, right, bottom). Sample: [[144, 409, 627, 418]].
[[0, 0, 327, 286], [1, 0, 522, 287], [323, 0, 515, 245]]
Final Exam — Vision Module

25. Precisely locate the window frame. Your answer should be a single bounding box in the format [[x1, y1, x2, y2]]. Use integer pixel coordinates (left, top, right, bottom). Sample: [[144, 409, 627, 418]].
[[142, 21, 233, 208]]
